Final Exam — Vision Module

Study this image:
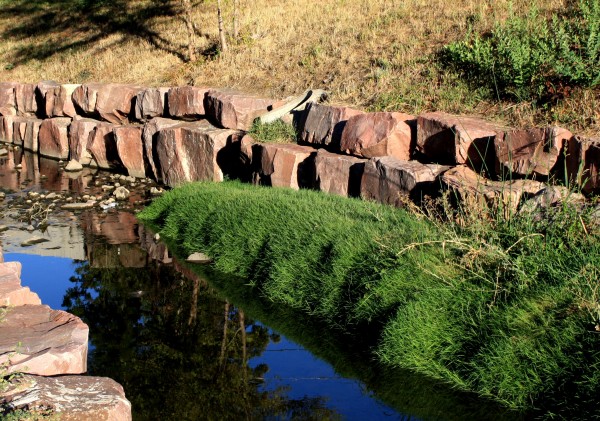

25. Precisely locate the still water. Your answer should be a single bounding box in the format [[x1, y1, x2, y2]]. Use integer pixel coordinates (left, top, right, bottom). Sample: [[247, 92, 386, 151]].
[[0, 148, 517, 420]]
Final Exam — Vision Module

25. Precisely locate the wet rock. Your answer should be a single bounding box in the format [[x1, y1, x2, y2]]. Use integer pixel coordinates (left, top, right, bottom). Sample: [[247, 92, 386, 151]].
[[314, 149, 367, 197], [361, 157, 449, 206], [154, 120, 241, 186], [0, 82, 16, 116], [14, 83, 38, 116], [38, 117, 71, 159], [113, 186, 130, 200], [20, 236, 50, 247], [566, 135, 600, 195], [0, 261, 41, 306], [204, 89, 275, 130], [441, 166, 544, 213], [62, 201, 96, 210], [135, 87, 169, 121], [64, 159, 83, 172], [252, 143, 317, 189], [2, 375, 132, 421], [167, 86, 209, 120], [495, 127, 571, 178], [341, 112, 414, 160], [186, 252, 213, 264], [142, 117, 181, 181], [114, 125, 145, 178], [299, 102, 364, 149]]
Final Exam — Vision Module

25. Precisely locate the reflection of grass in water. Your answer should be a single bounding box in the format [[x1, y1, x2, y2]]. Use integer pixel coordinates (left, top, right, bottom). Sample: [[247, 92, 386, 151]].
[[138, 180, 600, 417]]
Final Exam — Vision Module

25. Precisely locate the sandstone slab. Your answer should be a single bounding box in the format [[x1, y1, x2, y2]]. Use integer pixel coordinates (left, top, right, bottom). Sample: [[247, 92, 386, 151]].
[[0, 261, 41, 306], [566, 136, 600, 195], [142, 117, 182, 181], [0, 305, 88, 376], [167, 86, 209, 120], [44, 83, 79, 118], [314, 148, 367, 197], [0, 82, 16, 116], [12, 117, 42, 152], [417, 112, 504, 170], [2, 375, 132, 421], [14, 83, 38, 116], [252, 143, 317, 189], [361, 156, 449, 206], [95, 83, 143, 124], [205, 89, 275, 130], [87, 122, 121, 169], [495, 127, 571, 178], [38, 117, 71, 159], [68, 116, 100, 164], [341, 112, 414, 160], [0, 115, 17, 143], [114, 125, 144, 178], [155, 120, 241, 186], [71, 83, 103, 116], [135, 87, 169, 121], [300, 102, 364, 149], [441, 166, 544, 213]]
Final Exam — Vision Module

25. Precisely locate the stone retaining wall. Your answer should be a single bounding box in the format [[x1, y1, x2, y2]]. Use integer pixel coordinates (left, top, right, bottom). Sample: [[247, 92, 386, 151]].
[[1, 81, 599, 211]]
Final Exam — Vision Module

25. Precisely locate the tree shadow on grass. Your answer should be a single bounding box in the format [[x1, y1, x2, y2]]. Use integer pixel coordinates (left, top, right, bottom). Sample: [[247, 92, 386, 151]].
[[0, 0, 212, 66]]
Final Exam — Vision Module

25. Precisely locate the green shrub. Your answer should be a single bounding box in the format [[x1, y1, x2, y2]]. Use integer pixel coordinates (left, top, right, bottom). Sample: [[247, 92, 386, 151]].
[[247, 119, 297, 144], [441, 1, 600, 102]]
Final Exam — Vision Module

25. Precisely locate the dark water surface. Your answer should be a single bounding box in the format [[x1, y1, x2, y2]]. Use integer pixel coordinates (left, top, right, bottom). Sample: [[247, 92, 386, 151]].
[[0, 149, 519, 420]]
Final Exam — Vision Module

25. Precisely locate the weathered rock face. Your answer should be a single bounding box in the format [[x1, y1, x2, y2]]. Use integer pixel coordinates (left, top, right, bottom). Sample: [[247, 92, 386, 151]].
[[167, 86, 208, 120], [566, 136, 600, 195], [44, 83, 79, 118], [114, 126, 144, 178], [2, 375, 132, 421], [417, 112, 504, 171], [87, 122, 121, 169], [441, 165, 544, 213], [14, 117, 43, 153], [0, 82, 16, 116], [71, 83, 103, 115], [300, 102, 364, 149], [95, 83, 143, 124], [38, 117, 71, 159], [520, 185, 586, 214], [155, 120, 241, 186], [204, 89, 275, 130], [0, 305, 88, 376], [14, 83, 38, 116], [0, 261, 41, 306], [135, 87, 169, 121], [340, 112, 414, 160], [314, 149, 367, 197], [142, 117, 182, 181], [361, 157, 449, 206], [68, 116, 100, 164], [494, 127, 571, 178], [252, 143, 317, 189]]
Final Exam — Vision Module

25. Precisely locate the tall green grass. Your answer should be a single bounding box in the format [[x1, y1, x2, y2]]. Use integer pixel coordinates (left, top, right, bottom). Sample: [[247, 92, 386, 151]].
[[138, 181, 600, 415]]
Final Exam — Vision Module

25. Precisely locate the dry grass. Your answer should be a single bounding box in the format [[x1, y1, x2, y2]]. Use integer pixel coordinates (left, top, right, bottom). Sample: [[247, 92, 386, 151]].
[[1, 0, 598, 134]]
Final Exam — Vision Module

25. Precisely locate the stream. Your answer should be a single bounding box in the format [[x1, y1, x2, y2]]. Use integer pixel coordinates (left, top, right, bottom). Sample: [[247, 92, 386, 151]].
[[0, 147, 519, 420]]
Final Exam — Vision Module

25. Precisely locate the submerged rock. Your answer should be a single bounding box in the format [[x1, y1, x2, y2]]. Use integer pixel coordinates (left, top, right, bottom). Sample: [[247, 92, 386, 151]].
[[113, 186, 130, 200], [64, 159, 84, 172], [20, 236, 50, 247]]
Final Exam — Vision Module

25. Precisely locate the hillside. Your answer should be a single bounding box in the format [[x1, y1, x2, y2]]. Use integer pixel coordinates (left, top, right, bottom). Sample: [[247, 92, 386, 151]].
[[1, 0, 598, 135]]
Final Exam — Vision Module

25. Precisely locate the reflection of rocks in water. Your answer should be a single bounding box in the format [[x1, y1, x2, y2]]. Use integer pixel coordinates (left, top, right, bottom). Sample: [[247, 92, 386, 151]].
[[86, 242, 148, 269], [137, 224, 171, 264], [0, 147, 39, 190], [81, 210, 138, 245]]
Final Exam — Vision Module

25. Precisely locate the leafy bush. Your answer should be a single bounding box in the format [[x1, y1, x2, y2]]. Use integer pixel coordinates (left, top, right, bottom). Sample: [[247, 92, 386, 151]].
[[247, 119, 298, 144], [441, 1, 600, 102]]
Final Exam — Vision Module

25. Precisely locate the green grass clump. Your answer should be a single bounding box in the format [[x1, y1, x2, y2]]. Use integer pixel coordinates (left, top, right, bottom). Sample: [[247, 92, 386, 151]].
[[247, 120, 298, 144], [138, 181, 600, 415], [138, 181, 449, 327], [441, 0, 600, 102]]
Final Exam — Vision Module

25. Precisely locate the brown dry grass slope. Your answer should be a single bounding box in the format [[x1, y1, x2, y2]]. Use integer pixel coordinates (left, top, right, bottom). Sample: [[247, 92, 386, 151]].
[[1, 0, 598, 134]]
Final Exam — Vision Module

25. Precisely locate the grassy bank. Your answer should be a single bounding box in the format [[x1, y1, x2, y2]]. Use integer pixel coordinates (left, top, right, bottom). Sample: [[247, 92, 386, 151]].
[[1, 0, 599, 135], [138, 181, 600, 416]]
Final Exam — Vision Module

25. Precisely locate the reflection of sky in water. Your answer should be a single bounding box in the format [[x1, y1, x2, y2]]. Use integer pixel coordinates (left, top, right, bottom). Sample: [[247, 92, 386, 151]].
[[4, 252, 405, 420], [249, 324, 403, 420]]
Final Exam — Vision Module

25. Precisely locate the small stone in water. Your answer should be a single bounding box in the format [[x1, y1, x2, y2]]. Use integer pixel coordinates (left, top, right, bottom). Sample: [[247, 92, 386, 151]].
[[15, 164, 22, 169], [0, 192, 5, 200], [82, 195, 90, 201], [26, 199, 32, 204], [113, 187, 130, 201], [114, 182, 121, 188], [26, 225, 34, 232], [0, 148, 8, 156]]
